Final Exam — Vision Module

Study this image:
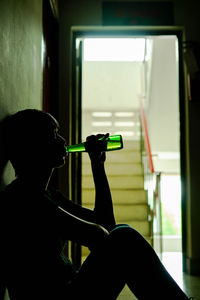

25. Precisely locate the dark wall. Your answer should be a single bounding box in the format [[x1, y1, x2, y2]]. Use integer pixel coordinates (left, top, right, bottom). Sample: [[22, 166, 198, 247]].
[[0, 0, 43, 188]]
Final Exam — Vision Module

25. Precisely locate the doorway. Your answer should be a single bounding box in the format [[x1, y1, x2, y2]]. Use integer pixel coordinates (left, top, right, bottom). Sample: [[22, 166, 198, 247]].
[[70, 27, 186, 271]]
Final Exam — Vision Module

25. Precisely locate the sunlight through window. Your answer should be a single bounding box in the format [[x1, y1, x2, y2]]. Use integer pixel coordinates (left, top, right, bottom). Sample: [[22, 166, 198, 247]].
[[84, 38, 146, 61]]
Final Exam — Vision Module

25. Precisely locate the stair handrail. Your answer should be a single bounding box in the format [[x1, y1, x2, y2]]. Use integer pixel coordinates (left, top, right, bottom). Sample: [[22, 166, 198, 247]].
[[138, 95, 162, 255], [138, 94, 154, 173]]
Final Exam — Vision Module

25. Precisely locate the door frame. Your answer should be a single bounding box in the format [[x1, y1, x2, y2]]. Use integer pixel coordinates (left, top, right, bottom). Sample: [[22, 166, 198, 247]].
[[70, 26, 187, 269]]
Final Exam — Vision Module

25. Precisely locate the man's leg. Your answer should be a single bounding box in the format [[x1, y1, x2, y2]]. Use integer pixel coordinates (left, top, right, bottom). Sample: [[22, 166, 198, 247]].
[[67, 225, 189, 300], [109, 225, 188, 299]]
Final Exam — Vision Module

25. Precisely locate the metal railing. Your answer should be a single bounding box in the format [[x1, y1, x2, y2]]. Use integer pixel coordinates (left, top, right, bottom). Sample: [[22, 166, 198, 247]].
[[139, 95, 163, 257]]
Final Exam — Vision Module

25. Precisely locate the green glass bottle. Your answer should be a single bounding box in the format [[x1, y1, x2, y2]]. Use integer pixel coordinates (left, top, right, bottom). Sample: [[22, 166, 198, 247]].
[[66, 135, 123, 153]]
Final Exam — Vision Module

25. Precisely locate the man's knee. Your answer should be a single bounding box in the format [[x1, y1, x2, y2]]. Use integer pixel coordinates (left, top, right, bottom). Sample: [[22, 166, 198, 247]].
[[106, 224, 154, 262], [109, 224, 144, 245]]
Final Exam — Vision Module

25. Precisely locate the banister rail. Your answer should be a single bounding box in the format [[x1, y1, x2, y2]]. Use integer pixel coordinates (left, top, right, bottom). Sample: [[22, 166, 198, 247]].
[[138, 95, 162, 256], [138, 95, 154, 173]]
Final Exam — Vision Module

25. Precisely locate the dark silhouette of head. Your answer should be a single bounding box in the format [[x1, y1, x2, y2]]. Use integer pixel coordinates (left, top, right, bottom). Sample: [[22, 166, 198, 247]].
[[2, 109, 66, 177]]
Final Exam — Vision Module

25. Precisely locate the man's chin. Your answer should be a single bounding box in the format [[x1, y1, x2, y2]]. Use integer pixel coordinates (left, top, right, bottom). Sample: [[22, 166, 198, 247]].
[[54, 157, 66, 168]]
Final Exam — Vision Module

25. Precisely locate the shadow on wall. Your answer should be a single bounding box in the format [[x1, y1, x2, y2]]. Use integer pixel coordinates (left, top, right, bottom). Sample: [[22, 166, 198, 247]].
[[0, 115, 15, 191], [0, 115, 15, 300], [0, 116, 8, 190]]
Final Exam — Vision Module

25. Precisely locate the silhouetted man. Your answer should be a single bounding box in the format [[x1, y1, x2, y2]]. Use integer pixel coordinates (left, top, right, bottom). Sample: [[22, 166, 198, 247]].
[[0, 109, 191, 299]]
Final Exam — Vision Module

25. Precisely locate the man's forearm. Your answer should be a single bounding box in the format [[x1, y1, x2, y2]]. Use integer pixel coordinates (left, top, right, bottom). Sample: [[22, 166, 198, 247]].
[[91, 162, 116, 230]]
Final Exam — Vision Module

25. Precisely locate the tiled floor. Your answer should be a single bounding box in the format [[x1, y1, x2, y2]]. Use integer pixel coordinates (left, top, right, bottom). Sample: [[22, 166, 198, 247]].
[[162, 252, 200, 300], [118, 252, 200, 299]]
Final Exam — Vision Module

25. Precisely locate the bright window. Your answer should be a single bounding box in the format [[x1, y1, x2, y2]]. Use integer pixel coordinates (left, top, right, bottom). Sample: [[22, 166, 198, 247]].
[[84, 38, 146, 62]]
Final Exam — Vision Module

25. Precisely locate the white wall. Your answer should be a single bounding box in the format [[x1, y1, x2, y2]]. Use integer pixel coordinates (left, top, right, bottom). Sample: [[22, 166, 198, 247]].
[[82, 61, 142, 110], [146, 36, 180, 173]]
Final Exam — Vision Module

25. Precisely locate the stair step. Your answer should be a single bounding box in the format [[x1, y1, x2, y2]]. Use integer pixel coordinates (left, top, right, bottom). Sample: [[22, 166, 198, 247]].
[[82, 162, 143, 176], [82, 175, 144, 189], [82, 151, 141, 163], [126, 220, 151, 236], [84, 203, 149, 221], [123, 140, 141, 151], [112, 189, 147, 204], [114, 204, 149, 221], [82, 189, 148, 205], [106, 163, 143, 175], [81, 246, 90, 257]]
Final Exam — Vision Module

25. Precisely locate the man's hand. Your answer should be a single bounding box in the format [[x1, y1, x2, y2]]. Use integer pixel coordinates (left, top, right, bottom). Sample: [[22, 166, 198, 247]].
[[85, 133, 109, 166]]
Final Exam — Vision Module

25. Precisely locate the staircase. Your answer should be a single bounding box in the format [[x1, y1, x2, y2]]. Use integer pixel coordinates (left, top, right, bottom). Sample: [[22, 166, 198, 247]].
[[81, 139, 153, 259]]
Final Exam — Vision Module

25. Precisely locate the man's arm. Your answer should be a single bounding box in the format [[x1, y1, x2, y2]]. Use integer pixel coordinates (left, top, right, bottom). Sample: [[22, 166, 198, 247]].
[[52, 152, 116, 232], [92, 161, 116, 231], [86, 134, 116, 231], [57, 204, 109, 251], [49, 188, 97, 224]]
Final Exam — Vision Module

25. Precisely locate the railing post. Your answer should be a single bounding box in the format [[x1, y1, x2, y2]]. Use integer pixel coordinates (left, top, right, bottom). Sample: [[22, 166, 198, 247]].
[[153, 172, 163, 259]]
